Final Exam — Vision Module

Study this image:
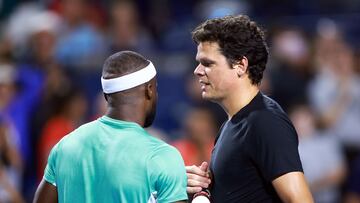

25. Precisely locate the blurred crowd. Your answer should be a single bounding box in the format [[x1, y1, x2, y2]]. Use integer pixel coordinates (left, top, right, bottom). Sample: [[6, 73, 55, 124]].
[[0, 0, 359, 202]]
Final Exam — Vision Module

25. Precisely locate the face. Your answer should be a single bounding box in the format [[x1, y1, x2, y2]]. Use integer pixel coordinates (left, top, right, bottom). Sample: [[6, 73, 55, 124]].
[[62, 0, 85, 24], [32, 31, 56, 63], [194, 42, 238, 102], [144, 78, 158, 127]]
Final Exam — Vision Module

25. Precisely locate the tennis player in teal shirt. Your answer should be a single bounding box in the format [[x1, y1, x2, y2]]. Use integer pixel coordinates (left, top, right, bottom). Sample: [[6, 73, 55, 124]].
[[34, 51, 188, 203]]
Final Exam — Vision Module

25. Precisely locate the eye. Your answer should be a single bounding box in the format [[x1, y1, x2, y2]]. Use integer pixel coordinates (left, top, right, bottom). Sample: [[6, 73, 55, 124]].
[[198, 58, 215, 67], [201, 63, 210, 67], [202, 62, 211, 67]]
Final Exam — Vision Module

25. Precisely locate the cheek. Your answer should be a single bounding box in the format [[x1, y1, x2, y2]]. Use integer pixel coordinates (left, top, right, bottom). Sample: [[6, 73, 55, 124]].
[[204, 67, 211, 75], [215, 72, 234, 90], [217, 79, 232, 92]]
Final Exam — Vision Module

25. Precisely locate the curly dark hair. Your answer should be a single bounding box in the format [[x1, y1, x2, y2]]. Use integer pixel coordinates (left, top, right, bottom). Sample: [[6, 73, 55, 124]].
[[192, 15, 269, 85]]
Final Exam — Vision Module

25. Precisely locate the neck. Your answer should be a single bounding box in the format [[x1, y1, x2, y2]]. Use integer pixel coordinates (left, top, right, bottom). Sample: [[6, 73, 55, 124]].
[[106, 105, 146, 127], [220, 83, 259, 119]]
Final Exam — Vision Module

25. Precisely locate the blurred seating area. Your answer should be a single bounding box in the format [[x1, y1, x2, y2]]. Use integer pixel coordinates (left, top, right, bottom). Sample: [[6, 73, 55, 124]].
[[0, 0, 360, 202]]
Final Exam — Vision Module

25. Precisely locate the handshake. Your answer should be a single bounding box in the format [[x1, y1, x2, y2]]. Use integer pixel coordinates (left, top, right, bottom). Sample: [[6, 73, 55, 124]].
[[186, 162, 212, 203]]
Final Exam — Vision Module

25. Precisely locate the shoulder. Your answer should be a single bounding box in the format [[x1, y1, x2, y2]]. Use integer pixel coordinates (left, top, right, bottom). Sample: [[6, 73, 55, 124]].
[[73, 119, 100, 134], [247, 108, 297, 143], [249, 109, 292, 129], [71, 119, 101, 136], [53, 120, 99, 151], [249, 94, 291, 125]]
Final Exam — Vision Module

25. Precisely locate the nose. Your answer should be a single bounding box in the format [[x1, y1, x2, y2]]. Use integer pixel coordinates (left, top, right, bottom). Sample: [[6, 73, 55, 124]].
[[194, 64, 205, 77]]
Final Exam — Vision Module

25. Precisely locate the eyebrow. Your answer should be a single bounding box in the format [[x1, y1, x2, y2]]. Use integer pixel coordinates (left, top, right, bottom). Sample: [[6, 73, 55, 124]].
[[196, 58, 216, 65]]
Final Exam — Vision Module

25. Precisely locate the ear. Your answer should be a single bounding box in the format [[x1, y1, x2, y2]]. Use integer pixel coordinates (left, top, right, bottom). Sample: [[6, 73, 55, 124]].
[[145, 82, 153, 100], [232, 56, 248, 77]]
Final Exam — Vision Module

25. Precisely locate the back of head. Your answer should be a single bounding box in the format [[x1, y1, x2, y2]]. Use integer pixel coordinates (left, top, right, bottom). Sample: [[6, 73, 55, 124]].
[[101, 51, 157, 127], [102, 51, 151, 107], [192, 15, 269, 85], [102, 51, 150, 80]]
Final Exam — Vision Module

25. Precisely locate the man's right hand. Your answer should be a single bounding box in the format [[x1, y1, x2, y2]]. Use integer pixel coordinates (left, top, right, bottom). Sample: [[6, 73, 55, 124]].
[[186, 162, 211, 194]]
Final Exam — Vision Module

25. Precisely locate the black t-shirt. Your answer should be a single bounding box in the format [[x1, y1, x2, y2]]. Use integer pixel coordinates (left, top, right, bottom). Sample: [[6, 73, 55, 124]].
[[209, 92, 303, 203]]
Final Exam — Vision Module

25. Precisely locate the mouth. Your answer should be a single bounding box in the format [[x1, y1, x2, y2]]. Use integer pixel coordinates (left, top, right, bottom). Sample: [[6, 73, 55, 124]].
[[199, 80, 210, 91]]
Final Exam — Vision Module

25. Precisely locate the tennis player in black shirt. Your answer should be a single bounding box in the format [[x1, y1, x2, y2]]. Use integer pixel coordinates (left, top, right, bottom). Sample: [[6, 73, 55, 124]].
[[186, 15, 314, 203]]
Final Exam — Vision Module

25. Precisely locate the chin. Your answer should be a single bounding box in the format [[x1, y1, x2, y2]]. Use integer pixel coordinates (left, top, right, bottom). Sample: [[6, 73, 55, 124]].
[[202, 92, 215, 101], [202, 92, 223, 103]]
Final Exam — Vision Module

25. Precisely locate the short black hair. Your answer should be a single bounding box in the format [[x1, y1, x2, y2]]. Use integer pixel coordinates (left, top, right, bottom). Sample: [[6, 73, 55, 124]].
[[102, 51, 149, 79], [192, 15, 269, 85]]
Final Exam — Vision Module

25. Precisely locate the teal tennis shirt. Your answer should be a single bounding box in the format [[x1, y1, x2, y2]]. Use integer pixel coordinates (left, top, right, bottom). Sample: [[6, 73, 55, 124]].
[[44, 116, 188, 203]]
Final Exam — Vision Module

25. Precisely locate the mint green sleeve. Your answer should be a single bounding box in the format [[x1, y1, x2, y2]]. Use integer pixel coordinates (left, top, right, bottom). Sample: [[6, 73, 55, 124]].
[[43, 143, 59, 186], [149, 145, 188, 203]]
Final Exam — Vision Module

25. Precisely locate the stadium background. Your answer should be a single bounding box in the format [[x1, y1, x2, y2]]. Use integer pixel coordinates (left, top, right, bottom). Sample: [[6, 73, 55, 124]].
[[0, 0, 359, 202]]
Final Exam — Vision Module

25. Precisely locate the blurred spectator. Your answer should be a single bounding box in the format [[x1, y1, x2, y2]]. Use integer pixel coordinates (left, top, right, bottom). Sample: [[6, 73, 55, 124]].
[[195, 0, 249, 20], [47, 0, 107, 30], [24, 64, 68, 203], [22, 10, 68, 139], [4, 2, 43, 58], [30, 64, 70, 146], [268, 28, 314, 111], [0, 62, 43, 163], [290, 104, 346, 203], [308, 29, 360, 153], [19, 11, 66, 179], [55, 0, 107, 70], [22, 11, 60, 68], [147, 0, 172, 43], [172, 107, 217, 166], [0, 120, 24, 203], [37, 88, 87, 181], [109, 0, 154, 56]]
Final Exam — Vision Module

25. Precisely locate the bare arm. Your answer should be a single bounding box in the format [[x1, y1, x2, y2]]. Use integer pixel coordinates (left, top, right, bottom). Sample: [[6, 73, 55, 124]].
[[33, 179, 58, 203], [272, 172, 313, 203]]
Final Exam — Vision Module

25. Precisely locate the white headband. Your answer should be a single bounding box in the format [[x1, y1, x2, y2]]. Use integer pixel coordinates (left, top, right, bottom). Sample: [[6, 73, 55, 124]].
[[101, 61, 157, 93]]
